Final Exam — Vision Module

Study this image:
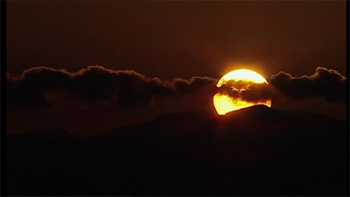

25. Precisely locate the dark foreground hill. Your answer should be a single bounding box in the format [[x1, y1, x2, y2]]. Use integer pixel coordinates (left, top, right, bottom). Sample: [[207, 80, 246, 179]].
[[6, 105, 348, 195]]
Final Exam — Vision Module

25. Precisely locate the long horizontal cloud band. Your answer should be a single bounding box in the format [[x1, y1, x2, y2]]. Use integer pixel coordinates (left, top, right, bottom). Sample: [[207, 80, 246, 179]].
[[7, 66, 217, 107], [6, 66, 346, 108]]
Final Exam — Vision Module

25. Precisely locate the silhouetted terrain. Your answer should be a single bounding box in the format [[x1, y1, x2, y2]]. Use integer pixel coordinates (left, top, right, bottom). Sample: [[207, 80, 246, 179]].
[[7, 105, 348, 195]]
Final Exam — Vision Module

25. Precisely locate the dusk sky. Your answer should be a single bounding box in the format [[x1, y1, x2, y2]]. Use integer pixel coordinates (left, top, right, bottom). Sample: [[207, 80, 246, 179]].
[[7, 1, 345, 78], [5, 1, 348, 196], [6, 1, 347, 135]]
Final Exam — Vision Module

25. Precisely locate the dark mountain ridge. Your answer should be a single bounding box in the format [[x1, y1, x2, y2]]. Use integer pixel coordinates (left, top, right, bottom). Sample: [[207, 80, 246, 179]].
[[7, 105, 348, 196]]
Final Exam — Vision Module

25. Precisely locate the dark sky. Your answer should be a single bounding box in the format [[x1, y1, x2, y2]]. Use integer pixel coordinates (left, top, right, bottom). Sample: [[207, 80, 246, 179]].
[[5, 2, 348, 195], [6, 1, 346, 136], [7, 1, 346, 79]]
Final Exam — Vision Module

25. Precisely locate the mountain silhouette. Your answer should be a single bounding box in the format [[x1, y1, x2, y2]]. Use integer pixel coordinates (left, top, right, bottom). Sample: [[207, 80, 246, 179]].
[[7, 105, 348, 195]]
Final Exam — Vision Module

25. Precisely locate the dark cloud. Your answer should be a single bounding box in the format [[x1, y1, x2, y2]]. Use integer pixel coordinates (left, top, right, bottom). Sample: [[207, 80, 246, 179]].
[[211, 66, 346, 104], [7, 66, 346, 109], [173, 76, 218, 96], [7, 79, 51, 108], [216, 81, 273, 103], [217, 84, 240, 99], [240, 83, 274, 103], [270, 67, 346, 103], [7, 65, 217, 108]]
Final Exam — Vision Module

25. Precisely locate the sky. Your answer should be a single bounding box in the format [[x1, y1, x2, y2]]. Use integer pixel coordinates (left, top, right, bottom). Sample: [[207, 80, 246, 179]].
[[7, 1, 346, 78], [6, 1, 347, 136]]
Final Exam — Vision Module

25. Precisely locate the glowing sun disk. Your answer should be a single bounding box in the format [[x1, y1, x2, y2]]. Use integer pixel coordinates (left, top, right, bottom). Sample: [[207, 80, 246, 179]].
[[216, 69, 267, 87], [213, 69, 271, 115]]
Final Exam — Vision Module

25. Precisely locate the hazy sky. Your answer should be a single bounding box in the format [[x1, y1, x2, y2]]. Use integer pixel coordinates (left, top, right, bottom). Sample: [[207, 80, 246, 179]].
[[6, 1, 346, 136], [5, 3, 347, 196], [7, 1, 346, 79]]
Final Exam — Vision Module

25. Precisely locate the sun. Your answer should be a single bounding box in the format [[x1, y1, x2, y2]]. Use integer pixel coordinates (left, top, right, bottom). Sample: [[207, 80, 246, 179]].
[[213, 69, 272, 115]]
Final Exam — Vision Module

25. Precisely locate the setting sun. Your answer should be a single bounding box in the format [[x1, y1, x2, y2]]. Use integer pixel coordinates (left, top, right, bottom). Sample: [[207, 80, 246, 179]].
[[213, 69, 272, 115]]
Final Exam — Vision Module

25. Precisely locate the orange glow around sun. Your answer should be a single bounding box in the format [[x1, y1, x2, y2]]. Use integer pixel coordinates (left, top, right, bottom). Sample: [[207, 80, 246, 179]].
[[213, 69, 272, 115]]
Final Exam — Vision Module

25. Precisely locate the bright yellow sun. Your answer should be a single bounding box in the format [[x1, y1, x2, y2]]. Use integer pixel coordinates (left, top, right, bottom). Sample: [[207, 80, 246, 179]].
[[213, 69, 272, 115]]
